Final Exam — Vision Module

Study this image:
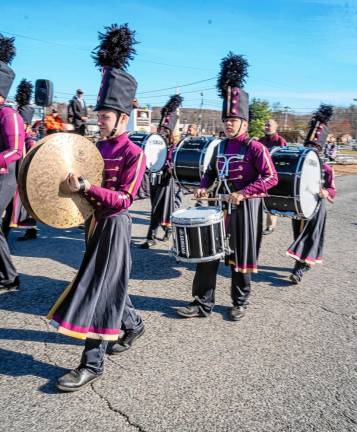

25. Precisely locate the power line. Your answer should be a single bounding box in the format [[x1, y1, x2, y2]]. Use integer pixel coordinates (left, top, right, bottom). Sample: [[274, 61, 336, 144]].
[[0, 29, 213, 72]]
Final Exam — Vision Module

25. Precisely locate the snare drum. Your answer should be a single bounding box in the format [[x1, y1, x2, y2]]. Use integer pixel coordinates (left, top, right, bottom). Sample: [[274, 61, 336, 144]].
[[171, 206, 226, 263], [129, 132, 167, 173], [173, 136, 221, 187], [264, 146, 322, 219]]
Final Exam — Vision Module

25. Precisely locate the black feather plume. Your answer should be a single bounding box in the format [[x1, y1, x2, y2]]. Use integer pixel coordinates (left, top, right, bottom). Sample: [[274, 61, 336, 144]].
[[92, 23, 138, 70], [313, 103, 334, 124], [161, 95, 184, 116], [15, 79, 33, 107], [217, 52, 249, 98], [0, 34, 16, 64]]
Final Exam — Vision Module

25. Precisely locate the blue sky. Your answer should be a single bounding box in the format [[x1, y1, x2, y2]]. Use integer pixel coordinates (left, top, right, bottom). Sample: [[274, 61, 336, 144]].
[[1, 0, 356, 113]]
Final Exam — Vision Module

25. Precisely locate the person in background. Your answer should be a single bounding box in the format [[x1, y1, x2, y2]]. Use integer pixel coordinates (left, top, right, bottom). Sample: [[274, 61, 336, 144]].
[[324, 134, 337, 162], [70, 89, 88, 135], [2, 79, 37, 241], [140, 94, 184, 248], [186, 123, 199, 137], [287, 105, 335, 284], [44, 109, 64, 134], [259, 119, 287, 235]]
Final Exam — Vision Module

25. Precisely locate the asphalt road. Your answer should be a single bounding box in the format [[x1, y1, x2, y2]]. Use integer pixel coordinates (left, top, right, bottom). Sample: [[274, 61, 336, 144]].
[[0, 175, 356, 432]]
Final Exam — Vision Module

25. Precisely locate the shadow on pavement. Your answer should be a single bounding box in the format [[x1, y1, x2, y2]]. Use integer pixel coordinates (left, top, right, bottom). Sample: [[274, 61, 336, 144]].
[[0, 274, 68, 316], [0, 328, 81, 345], [0, 347, 68, 393], [8, 225, 85, 270], [130, 294, 230, 320]]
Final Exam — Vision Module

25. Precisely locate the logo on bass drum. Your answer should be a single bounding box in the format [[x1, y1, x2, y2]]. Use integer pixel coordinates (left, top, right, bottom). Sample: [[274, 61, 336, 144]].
[[178, 228, 187, 256]]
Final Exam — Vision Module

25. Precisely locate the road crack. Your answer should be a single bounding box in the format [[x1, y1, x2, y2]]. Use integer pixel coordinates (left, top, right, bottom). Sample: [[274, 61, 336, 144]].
[[90, 383, 147, 431]]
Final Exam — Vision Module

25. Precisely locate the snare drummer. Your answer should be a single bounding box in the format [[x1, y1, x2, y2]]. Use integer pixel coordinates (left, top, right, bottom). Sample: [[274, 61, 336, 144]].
[[287, 104, 336, 284], [177, 53, 278, 321], [259, 119, 287, 235], [140, 94, 183, 248]]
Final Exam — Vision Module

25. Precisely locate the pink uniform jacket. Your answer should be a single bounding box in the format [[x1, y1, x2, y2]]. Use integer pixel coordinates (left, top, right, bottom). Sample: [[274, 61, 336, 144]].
[[259, 133, 287, 150], [0, 106, 25, 174], [84, 132, 146, 219]]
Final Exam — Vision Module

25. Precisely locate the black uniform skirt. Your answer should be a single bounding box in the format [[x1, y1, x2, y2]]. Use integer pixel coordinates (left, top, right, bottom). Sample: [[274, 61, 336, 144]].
[[224, 198, 261, 273], [150, 173, 181, 227], [47, 212, 132, 340], [287, 201, 326, 265]]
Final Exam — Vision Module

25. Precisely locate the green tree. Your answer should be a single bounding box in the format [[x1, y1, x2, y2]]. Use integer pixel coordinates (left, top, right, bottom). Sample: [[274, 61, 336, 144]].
[[249, 98, 271, 138]]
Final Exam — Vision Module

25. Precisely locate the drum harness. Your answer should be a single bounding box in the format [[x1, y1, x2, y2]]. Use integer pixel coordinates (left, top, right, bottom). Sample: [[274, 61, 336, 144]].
[[213, 137, 254, 213], [208, 137, 254, 255]]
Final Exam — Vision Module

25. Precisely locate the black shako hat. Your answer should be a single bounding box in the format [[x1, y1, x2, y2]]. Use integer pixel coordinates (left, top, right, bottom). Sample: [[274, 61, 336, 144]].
[[305, 104, 333, 148], [0, 34, 16, 99], [217, 52, 249, 121], [15, 79, 34, 124], [159, 94, 183, 132], [92, 24, 138, 115]]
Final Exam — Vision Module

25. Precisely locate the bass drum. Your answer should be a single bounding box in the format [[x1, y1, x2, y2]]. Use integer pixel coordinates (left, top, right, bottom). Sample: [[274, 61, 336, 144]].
[[264, 146, 322, 220], [129, 132, 167, 173], [173, 136, 222, 188]]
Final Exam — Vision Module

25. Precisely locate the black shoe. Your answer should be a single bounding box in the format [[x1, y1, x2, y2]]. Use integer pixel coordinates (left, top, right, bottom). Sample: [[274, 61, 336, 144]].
[[230, 305, 247, 321], [0, 276, 20, 292], [108, 326, 145, 355], [56, 367, 102, 392], [139, 239, 156, 249], [262, 227, 274, 235], [176, 304, 208, 318], [289, 262, 311, 285], [17, 229, 37, 241]]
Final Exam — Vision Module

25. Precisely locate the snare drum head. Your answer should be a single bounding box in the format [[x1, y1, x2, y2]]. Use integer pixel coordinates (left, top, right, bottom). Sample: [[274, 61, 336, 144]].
[[299, 149, 322, 218], [172, 206, 223, 224], [143, 134, 167, 173], [202, 138, 222, 172]]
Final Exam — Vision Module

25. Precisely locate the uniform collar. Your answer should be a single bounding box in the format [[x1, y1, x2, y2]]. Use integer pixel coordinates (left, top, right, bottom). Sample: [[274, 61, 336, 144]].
[[228, 132, 249, 145], [99, 132, 129, 156]]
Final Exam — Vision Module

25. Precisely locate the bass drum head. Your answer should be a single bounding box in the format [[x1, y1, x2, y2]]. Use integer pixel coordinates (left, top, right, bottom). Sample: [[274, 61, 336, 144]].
[[299, 149, 322, 219], [202, 138, 222, 173], [143, 133, 167, 173]]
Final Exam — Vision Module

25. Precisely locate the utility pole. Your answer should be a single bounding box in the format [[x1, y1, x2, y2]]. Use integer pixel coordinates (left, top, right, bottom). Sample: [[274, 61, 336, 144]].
[[198, 92, 203, 131], [283, 106, 290, 131], [353, 99, 357, 140]]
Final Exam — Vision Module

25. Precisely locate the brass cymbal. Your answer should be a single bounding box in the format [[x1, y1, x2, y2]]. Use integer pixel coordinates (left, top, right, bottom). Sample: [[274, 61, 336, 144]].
[[22, 133, 104, 228]]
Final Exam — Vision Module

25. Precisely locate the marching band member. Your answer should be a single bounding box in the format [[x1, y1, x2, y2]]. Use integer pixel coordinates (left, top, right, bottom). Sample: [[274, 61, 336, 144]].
[[3, 79, 37, 241], [287, 104, 336, 284], [47, 24, 146, 391], [186, 123, 199, 137], [259, 119, 287, 235], [0, 35, 24, 292], [177, 53, 278, 321], [140, 94, 183, 248]]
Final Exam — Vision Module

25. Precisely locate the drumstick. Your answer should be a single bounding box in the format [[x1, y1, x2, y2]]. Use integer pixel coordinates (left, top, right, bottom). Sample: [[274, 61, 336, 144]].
[[191, 198, 223, 201], [191, 196, 228, 202]]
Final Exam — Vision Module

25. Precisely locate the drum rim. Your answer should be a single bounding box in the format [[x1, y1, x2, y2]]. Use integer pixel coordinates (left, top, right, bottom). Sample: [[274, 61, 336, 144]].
[[266, 146, 321, 219], [171, 206, 223, 225], [172, 136, 221, 188]]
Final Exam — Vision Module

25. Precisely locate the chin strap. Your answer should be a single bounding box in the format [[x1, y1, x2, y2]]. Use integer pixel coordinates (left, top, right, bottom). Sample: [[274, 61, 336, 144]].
[[230, 120, 244, 139], [110, 112, 121, 137]]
